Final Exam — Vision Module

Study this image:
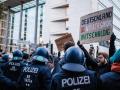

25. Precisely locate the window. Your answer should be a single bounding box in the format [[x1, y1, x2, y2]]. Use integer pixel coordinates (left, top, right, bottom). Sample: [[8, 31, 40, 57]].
[[0, 38, 3, 44], [0, 29, 5, 36], [1, 21, 5, 28]]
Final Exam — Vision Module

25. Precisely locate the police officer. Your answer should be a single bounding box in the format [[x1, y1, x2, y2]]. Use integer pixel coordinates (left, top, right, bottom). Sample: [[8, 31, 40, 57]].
[[0, 54, 10, 68], [18, 47, 51, 90], [52, 41, 75, 76], [51, 46, 101, 90], [0, 68, 16, 90], [22, 52, 30, 66], [0, 54, 10, 63], [1, 50, 25, 82]]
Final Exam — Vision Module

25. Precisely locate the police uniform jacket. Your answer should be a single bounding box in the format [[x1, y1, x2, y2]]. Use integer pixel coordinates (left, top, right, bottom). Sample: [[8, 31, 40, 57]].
[[51, 69, 101, 90], [1, 59, 25, 81], [0, 68, 16, 90], [18, 60, 51, 90]]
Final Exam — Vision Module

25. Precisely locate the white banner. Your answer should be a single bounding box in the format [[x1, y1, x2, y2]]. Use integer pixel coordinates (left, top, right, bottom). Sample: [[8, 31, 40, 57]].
[[80, 7, 113, 44]]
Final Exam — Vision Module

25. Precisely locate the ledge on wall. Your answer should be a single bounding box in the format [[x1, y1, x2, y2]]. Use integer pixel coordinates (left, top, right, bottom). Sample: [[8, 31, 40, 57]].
[[52, 3, 69, 9], [52, 17, 68, 22]]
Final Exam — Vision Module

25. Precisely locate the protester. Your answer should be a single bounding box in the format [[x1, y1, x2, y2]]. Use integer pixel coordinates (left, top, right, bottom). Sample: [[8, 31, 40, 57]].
[[77, 40, 98, 70], [89, 44, 95, 59], [96, 52, 110, 76], [95, 33, 116, 76], [109, 33, 116, 58]]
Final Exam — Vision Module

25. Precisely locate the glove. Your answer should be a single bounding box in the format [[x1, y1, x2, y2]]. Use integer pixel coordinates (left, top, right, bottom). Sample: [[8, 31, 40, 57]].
[[77, 40, 80, 46], [77, 40, 83, 48], [110, 33, 116, 41]]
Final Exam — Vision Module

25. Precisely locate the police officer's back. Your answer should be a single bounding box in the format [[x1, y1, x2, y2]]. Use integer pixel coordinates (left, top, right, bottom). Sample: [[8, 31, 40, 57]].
[[0, 67, 17, 90], [51, 46, 101, 90], [1, 50, 25, 82], [18, 47, 51, 90]]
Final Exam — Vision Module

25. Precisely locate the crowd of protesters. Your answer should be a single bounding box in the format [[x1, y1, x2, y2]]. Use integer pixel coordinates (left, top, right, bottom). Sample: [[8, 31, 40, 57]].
[[0, 33, 119, 90]]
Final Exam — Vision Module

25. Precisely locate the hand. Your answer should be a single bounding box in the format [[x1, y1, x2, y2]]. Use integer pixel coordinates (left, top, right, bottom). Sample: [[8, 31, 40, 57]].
[[97, 46, 99, 50], [110, 33, 116, 41], [77, 40, 80, 46], [77, 40, 83, 47]]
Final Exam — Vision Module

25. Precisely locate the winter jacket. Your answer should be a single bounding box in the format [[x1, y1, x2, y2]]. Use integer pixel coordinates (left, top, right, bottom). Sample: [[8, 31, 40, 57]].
[[100, 63, 120, 90]]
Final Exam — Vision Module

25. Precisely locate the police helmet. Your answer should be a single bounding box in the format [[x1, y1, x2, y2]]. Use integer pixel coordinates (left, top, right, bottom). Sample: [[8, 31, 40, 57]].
[[13, 50, 23, 57], [1, 54, 9, 62], [33, 47, 49, 62], [23, 52, 29, 60], [62, 46, 86, 72]]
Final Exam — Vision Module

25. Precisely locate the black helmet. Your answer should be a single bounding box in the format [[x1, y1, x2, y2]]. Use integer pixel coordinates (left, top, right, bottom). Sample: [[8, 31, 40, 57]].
[[33, 47, 49, 62], [35, 47, 49, 59], [23, 52, 29, 60], [1, 54, 9, 63], [13, 50, 23, 58], [62, 46, 86, 72]]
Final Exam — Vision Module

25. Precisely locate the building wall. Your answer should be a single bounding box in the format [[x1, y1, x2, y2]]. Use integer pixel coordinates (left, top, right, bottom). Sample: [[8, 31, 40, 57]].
[[0, 14, 7, 50], [43, 0, 98, 52], [43, 0, 68, 52], [43, 0, 120, 53], [68, 0, 98, 43], [0, 11, 18, 52]]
